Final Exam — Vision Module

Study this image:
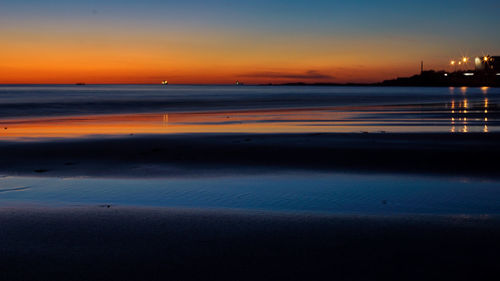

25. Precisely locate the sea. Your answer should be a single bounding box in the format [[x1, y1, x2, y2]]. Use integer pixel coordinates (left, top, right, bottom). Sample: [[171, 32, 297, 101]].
[[0, 85, 499, 214]]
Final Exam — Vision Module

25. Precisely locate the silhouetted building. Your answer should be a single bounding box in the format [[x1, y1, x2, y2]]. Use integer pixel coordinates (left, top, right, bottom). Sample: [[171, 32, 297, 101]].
[[382, 54, 500, 87], [475, 56, 500, 73]]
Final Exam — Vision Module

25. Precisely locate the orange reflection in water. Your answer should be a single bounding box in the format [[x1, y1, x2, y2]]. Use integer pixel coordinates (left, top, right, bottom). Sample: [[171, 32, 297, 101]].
[[0, 109, 365, 139], [0, 102, 495, 140]]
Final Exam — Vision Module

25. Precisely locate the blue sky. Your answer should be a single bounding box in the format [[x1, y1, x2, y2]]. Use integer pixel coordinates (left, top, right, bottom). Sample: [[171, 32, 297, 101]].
[[1, 0, 499, 83]]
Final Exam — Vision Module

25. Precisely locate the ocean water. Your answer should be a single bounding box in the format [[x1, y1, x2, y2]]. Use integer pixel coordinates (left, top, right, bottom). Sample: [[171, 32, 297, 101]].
[[1, 85, 499, 214], [0, 85, 498, 138], [1, 173, 499, 215], [0, 85, 496, 116]]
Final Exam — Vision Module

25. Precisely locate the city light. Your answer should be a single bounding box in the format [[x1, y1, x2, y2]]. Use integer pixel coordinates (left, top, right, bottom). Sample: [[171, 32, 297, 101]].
[[450, 60, 455, 65]]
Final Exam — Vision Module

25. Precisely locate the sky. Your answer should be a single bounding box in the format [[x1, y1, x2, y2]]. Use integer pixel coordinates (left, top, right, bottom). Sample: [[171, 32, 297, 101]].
[[1, 0, 499, 84]]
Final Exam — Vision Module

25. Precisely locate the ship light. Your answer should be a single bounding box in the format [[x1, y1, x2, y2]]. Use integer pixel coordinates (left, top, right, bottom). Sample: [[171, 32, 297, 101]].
[[464, 73, 474, 76]]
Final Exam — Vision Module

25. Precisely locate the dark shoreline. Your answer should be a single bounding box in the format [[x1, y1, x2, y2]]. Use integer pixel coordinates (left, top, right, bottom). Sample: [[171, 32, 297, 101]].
[[2, 83, 499, 87], [1, 132, 500, 178], [264, 81, 499, 87], [1, 206, 499, 281], [262, 82, 500, 87]]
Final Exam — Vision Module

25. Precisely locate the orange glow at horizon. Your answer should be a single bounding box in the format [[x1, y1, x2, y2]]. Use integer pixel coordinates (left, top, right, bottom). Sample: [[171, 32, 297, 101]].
[[1, 25, 438, 84]]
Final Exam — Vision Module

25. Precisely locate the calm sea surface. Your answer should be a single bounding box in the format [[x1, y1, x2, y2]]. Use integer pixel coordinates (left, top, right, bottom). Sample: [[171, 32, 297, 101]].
[[1, 85, 499, 214], [0, 85, 498, 138]]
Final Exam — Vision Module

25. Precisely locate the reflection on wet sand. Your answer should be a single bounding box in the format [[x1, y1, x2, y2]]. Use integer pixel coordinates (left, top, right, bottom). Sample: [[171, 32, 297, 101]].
[[484, 97, 489, 133], [449, 91, 490, 133], [0, 98, 498, 139]]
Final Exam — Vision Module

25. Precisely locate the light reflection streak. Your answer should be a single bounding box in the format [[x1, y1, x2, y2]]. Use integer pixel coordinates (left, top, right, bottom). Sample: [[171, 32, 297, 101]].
[[162, 113, 169, 128], [484, 97, 488, 133], [0, 99, 497, 140], [448, 96, 492, 133]]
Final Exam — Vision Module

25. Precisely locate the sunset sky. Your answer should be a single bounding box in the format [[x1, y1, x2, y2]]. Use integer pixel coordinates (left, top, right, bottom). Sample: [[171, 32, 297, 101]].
[[1, 0, 500, 84]]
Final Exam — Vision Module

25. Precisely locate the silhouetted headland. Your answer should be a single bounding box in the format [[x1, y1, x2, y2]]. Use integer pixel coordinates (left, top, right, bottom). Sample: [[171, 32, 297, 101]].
[[261, 82, 376, 86], [264, 71, 499, 87], [381, 70, 500, 87], [266, 56, 500, 87]]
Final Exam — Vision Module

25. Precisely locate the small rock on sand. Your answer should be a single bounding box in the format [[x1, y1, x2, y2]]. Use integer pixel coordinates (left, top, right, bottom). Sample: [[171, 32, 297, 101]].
[[34, 169, 49, 173]]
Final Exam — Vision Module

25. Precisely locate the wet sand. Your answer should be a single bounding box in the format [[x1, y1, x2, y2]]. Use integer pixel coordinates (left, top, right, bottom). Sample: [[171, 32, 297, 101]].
[[1, 85, 499, 280], [1, 206, 499, 281], [1, 132, 499, 178]]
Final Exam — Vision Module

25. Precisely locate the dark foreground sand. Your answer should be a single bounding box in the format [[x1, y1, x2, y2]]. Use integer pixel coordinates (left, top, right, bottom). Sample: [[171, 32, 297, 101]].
[[1, 132, 500, 178], [0, 207, 499, 281], [2, 133, 500, 280]]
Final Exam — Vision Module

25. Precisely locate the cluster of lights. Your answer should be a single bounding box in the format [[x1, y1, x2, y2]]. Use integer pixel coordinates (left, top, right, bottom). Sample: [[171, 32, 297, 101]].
[[450, 57, 469, 66], [481, 56, 495, 62], [451, 56, 495, 66]]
